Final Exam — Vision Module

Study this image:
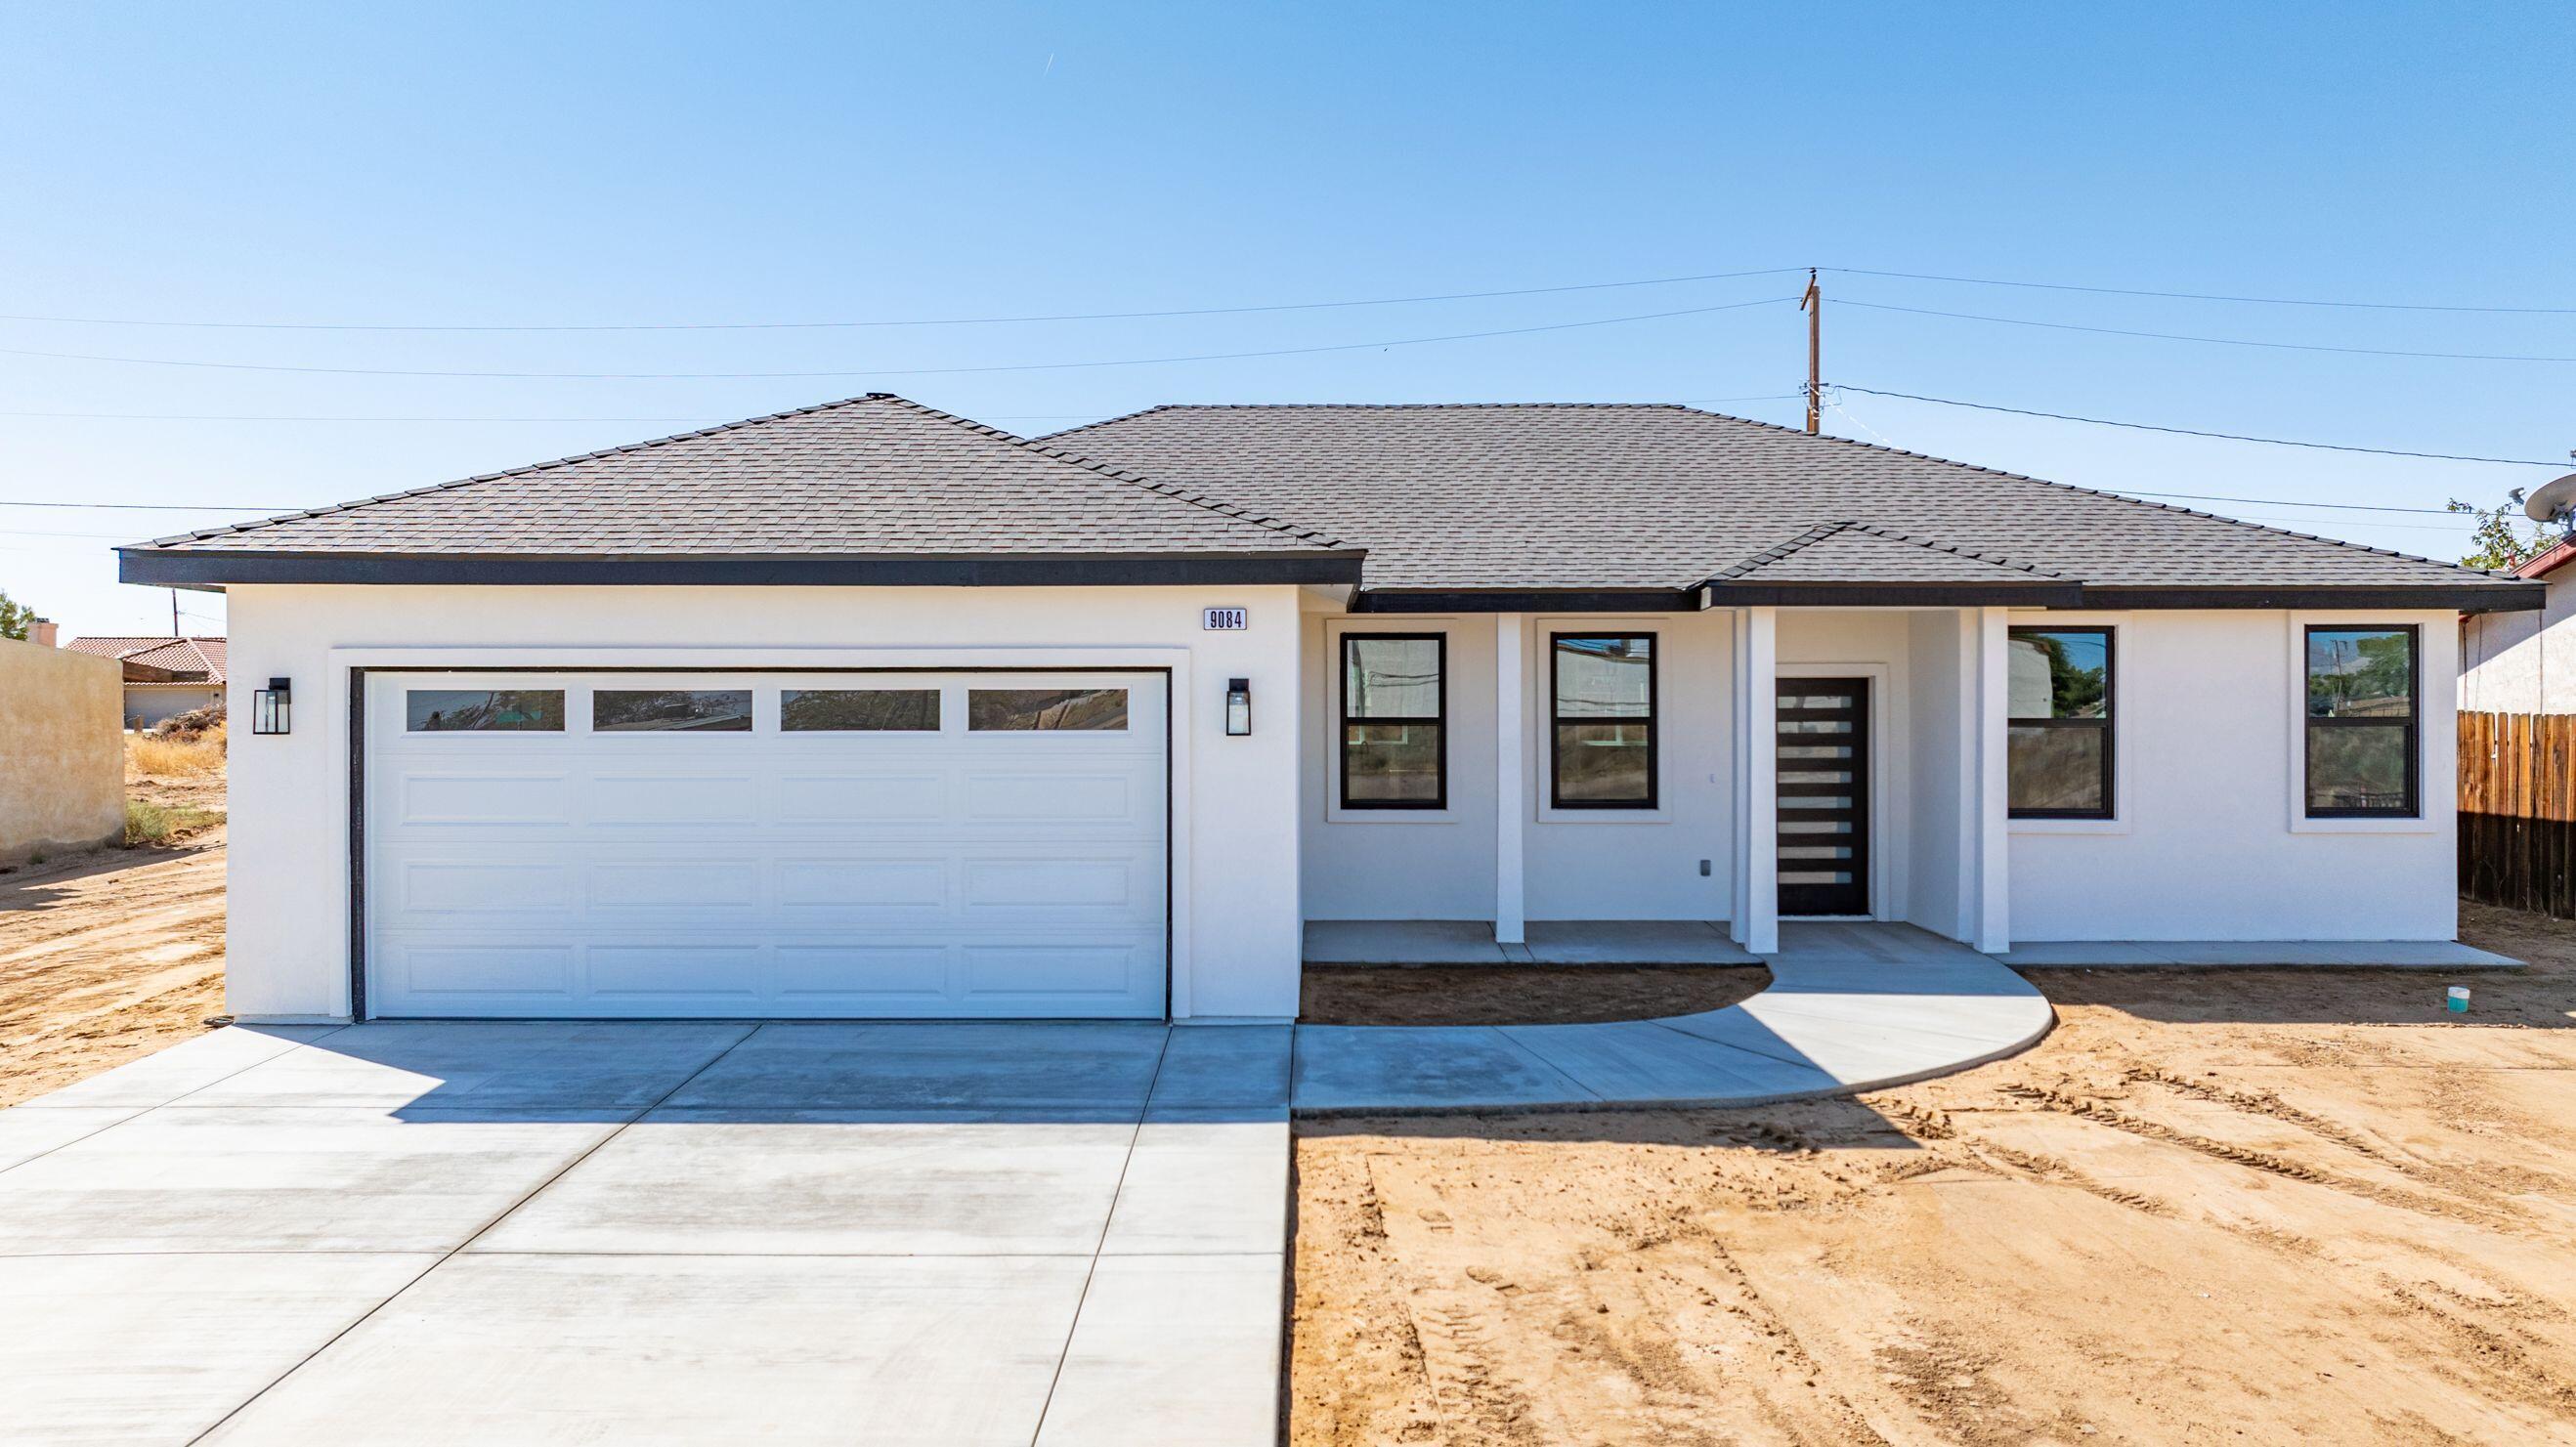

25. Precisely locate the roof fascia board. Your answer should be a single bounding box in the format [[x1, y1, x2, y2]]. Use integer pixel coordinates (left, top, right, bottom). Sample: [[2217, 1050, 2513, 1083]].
[[1704, 579, 2086, 608], [119, 549, 1367, 589], [1351, 588, 1705, 614], [2079, 582, 2543, 614]]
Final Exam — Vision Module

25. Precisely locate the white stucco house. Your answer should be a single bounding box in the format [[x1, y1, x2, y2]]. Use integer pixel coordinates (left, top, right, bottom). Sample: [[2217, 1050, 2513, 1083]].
[[117, 395, 2540, 1024], [2459, 537, 2576, 711]]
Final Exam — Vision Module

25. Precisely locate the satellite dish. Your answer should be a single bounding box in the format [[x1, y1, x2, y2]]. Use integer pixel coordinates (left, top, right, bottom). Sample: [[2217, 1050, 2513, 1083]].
[[2524, 473, 2576, 527]]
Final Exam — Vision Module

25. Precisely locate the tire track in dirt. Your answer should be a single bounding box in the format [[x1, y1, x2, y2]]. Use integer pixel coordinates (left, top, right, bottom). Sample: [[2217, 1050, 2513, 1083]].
[[1995, 1083, 2523, 1230], [2384, 1281, 2576, 1418], [1401, 1291, 1543, 1445], [1885, 1098, 2173, 1216]]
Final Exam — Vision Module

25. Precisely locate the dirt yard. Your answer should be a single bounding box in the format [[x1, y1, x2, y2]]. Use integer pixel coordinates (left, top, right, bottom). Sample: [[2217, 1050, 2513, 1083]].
[[1292, 905, 2576, 1446], [0, 743, 227, 1107]]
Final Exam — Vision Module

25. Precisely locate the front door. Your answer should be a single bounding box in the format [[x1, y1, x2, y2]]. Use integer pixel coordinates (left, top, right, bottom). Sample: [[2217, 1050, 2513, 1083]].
[[1777, 677, 1869, 916]]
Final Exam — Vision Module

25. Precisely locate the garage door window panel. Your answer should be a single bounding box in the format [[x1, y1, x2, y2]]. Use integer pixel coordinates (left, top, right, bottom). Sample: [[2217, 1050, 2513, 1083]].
[[783, 689, 941, 733], [593, 689, 754, 733], [407, 689, 565, 733], [967, 688, 1129, 732]]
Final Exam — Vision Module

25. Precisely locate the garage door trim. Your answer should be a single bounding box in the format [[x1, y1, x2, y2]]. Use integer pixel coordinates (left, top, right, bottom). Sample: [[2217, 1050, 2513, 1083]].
[[345, 663, 1175, 1022]]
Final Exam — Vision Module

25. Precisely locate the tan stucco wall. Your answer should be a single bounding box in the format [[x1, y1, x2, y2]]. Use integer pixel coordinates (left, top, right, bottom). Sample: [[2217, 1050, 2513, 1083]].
[[0, 638, 123, 863]]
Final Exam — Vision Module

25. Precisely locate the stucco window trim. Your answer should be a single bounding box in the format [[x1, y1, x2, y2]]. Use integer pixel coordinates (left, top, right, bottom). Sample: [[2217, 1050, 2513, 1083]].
[[1323, 618, 1463, 826], [1532, 615, 1680, 826]]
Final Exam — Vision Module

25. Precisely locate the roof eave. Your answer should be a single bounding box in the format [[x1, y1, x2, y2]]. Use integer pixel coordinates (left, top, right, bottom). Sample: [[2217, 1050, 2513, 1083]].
[[1350, 587, 1705, 614], [1703, 578, 2086, 609], [1346, 578, 2543, 614], [2079, 581, 2544, 614], [118, 547, 1368, 590]]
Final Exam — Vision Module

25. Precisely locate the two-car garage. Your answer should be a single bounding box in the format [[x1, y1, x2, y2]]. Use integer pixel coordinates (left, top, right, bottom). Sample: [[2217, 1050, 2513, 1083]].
[[361, 669, 1170, 1019]]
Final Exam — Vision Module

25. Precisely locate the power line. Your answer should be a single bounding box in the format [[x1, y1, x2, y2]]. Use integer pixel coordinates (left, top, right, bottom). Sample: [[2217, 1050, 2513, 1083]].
[[14, 261, 2569, 330], [0, 411, 741, 423], [0, 296, 1797, 381], [0, 499, 309, 511], [1837, 298, 2576, 363], [1834, 385, 2568, 467], [2222, 512, 2473, 533], [2120, 491, 2468, 516], [0, 268, 1810, 333], [1827, 266, 2576, 316]]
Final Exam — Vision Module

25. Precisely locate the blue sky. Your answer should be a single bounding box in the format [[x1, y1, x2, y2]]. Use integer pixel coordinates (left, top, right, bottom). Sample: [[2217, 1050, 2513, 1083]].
[[2, 1, 2568, 636]]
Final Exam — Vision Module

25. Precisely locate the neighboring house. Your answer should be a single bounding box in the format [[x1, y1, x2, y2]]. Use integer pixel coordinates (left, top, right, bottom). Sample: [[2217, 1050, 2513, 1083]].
[[64, 634, 227, 728], [0, 632, 123, 865], [115, 394, 2539, 1024], [2458, 537, 2576, 711]]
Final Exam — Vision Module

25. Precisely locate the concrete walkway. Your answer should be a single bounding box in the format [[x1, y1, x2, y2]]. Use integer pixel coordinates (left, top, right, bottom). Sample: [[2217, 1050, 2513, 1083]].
[[1292, 921, 2058, 1114], [0, 1021, 1290, 1446]]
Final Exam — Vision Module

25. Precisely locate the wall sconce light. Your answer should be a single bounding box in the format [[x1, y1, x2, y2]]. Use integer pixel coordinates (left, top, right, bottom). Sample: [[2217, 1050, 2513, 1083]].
[[252, 677, 292, 736], [1225, 677, 1252, 737]]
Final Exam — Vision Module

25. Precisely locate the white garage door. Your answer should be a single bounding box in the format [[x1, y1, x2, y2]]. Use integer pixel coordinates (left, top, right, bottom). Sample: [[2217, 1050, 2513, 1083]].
[[363, 670, 1168, 1019]]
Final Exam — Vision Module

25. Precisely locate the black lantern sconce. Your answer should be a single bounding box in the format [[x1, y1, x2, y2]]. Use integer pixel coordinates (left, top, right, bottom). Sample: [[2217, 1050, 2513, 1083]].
[[1224, 677, 1252, 737], [252, 677, 292, 736]]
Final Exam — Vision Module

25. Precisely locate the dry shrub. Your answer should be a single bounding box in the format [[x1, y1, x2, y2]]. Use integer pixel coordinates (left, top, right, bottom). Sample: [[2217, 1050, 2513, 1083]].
[[124, 797, 224, 847], [128, 721, 228, 778]]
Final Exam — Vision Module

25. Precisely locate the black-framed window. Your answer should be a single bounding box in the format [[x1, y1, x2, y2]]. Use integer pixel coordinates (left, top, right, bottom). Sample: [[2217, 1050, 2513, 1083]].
[[2305, 625, 2419, 817], [1550, 633, 1656, 809], [1341, 633, 1445, 808], [2006, 627, 2113, 819]]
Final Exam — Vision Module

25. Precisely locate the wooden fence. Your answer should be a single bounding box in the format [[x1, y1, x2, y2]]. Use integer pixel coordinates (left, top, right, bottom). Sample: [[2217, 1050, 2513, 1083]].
[[2458, 711, 2576, 916]]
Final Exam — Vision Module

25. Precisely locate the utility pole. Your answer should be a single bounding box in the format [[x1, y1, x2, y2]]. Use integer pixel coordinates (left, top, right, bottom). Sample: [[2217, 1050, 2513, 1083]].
[[170, 589, 180, 637], [1800, 268, 1823, 435]]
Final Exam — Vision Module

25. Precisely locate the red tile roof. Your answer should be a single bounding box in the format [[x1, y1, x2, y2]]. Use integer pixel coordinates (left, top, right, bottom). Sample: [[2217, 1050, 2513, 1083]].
[[63, 635, 226, 683]]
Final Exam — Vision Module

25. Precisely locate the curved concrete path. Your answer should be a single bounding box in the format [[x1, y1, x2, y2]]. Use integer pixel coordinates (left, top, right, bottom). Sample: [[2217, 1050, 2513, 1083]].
[[1291, 922, 2054, 1115]]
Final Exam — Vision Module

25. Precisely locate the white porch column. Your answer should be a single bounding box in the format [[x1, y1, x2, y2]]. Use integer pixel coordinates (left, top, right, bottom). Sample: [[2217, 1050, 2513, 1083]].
[[1739, 607, 1780, 955], [1494, 612, 1527, 945], [1970, 606, 2012, 953]]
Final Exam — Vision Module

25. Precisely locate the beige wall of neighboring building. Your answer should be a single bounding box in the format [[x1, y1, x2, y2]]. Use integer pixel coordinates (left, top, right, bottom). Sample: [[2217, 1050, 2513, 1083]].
[[123, 683, 226, 730], [0, 637, 124, 863]]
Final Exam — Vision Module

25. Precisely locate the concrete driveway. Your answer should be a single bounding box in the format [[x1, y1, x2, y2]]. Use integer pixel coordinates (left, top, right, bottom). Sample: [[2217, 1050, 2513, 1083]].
[[0, 1020, 1290, 1446]]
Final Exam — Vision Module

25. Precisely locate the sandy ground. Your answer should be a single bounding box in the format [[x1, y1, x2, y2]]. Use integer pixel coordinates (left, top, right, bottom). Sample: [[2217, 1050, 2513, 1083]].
[[1292, 905, 2576, 1446], [0, 766, 228, 1108], [1304, 966, 1770, 1026]]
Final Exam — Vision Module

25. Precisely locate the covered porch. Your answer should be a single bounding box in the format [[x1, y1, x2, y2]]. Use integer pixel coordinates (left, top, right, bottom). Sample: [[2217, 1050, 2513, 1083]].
[[1303, 602, 2020, 958]]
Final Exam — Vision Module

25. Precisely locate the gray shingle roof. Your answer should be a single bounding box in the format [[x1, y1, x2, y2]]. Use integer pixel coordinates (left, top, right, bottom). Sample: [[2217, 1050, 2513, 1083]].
[[1719, 522, 2073, 585], [129, 394, 1348, 559], [1045, 403, 2520, 597]]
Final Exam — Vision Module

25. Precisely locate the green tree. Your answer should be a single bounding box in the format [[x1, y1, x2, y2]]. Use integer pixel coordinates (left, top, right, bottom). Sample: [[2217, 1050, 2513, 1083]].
[[0, 588, 35, 641], [2448, 496, 2555, 572]]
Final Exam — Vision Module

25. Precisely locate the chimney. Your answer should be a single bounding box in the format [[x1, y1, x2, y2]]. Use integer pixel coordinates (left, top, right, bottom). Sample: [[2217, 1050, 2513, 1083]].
[[29, 618, 57, 648]]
